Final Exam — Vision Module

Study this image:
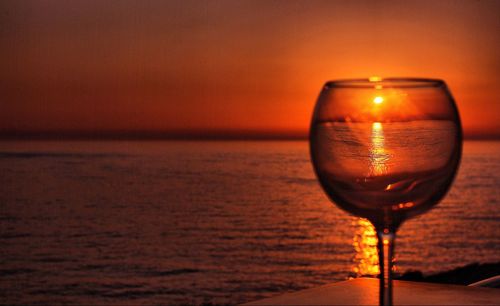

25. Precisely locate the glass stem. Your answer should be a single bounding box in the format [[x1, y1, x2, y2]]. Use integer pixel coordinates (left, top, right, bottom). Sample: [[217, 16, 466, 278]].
[[376, 229, 395, 306]]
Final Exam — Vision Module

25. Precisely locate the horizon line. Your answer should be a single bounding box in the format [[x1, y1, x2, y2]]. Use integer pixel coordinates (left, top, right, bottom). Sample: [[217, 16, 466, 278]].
[[0, 130, 499, 141]]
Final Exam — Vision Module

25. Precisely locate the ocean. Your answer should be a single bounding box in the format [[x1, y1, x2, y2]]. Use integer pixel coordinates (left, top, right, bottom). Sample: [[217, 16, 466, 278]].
[[0, 140, 498, 305]]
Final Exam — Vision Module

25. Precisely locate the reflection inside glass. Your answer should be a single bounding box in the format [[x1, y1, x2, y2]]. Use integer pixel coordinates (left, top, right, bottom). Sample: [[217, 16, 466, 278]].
[[369, 122, 390, 176]]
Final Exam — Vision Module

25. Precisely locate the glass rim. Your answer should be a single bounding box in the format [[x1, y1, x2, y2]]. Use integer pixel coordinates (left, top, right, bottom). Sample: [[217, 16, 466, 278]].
[[325, 77, 445, 89]]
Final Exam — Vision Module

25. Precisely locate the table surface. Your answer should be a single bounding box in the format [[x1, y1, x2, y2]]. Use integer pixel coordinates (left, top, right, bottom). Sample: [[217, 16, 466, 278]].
[[244, 278, 500, 305]]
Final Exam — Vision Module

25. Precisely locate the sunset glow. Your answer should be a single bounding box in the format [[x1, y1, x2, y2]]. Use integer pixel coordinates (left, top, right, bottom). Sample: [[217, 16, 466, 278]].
[[0, 1, 499, 139]]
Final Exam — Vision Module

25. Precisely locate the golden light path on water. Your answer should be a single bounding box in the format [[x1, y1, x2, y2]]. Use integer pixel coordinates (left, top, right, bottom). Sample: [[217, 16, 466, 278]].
[[352, 218, 379, 277], [352, 120, 395, 277]]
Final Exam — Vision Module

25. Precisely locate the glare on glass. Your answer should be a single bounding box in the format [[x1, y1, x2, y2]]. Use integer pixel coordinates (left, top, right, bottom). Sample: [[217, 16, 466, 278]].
[[309, 78, 462, 306]]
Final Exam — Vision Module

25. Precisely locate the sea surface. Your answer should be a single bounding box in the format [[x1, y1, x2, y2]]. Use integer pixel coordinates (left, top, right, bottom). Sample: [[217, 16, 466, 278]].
[[0, 140, 499, 305]]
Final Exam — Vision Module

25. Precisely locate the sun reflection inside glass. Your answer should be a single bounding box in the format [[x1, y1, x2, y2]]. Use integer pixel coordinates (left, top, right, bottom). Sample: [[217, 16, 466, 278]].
[[369, 122, 390, 176]]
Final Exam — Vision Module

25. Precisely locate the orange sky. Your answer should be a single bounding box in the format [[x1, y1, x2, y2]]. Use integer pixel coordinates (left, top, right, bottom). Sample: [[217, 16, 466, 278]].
[[1, 0, 499, 138]]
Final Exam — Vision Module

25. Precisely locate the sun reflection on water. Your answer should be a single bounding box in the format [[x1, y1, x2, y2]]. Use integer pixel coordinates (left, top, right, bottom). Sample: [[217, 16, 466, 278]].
[[352, 218, 400, 277], [352, 218, 379, 277]]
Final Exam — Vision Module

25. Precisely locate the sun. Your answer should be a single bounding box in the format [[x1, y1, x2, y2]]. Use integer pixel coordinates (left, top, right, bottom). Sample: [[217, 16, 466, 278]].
[[373, 96, 384, 104]]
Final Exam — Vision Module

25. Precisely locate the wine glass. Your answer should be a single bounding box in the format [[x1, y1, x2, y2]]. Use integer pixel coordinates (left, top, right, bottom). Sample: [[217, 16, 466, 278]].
[[309, 78, 462, 305]]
